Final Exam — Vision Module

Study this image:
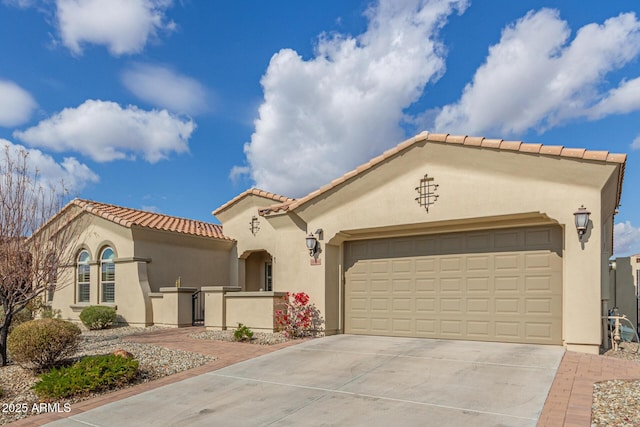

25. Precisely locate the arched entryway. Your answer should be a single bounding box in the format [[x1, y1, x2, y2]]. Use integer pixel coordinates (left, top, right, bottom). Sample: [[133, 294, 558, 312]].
[[239, 250, 273, 292]]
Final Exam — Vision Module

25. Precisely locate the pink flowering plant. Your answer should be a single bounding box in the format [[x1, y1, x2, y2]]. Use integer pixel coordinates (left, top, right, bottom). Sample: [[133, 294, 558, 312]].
[[275, 292, 324, 338]]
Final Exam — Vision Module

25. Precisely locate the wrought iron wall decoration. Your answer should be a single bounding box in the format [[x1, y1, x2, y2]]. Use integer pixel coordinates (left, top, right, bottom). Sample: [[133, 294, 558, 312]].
[[249, 216, 260, 235], [415, 174, 439, 212]]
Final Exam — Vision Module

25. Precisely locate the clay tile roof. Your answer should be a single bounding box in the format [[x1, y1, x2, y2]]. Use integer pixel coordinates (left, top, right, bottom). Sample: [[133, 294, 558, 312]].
[[212, 188, 294, 216], [258, 131, 626, 216], [73, 199, 231, 240]]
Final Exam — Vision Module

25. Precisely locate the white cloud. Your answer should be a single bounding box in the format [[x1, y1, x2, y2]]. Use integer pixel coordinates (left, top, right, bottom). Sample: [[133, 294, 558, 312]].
[[13, 99, 194, 163], [121, 63, 209, 114], [614, 221, 640, 256], [235, 0, 468, 197], [55, 0, 175, 56], [2, 0, 36, 8], [0, 79, 37, 127], [588, 77, 640, 119], [434, 10, 640, 135], [632, 135, 640, 150], [1, 139, 99, 195]]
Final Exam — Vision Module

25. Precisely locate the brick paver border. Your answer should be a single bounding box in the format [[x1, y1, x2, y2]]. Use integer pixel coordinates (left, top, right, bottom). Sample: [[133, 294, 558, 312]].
[[537, 351, 640, 427]]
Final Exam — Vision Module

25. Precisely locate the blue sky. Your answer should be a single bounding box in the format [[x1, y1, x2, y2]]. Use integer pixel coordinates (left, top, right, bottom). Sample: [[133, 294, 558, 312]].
[[1, 0, 639, 255]]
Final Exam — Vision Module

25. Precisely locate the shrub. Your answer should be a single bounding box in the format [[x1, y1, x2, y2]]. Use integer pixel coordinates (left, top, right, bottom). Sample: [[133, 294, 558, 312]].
[[79, 306, 116, 330], [33, 354, 139, 400], [275, 292, 324, 338], [233, 323, 254, 341], [7, 319, 81, 371]]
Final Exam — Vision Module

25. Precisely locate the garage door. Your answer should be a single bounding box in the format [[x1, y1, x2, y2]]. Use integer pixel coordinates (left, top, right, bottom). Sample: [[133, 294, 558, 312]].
[[344, 226, 562, 344]]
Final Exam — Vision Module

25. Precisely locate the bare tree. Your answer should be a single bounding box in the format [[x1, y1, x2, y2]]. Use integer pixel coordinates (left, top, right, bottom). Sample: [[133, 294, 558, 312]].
[[0, 144, 78, 366]]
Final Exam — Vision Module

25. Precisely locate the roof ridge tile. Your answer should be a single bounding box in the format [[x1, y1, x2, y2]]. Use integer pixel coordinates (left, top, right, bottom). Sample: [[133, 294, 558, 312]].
[[256, 131, 626, 217]]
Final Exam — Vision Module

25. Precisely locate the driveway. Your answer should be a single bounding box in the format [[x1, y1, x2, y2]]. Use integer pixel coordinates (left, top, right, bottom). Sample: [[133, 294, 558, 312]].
[[47, 335, 564, 427]]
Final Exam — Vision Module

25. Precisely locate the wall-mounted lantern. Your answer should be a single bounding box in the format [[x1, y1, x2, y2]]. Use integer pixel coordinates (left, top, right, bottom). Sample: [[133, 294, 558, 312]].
[[573, 205, 591, 239], [305, 229, 323, 257]]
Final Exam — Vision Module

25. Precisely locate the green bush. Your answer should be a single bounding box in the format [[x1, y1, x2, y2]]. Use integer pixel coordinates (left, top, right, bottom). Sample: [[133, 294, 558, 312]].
[[233, 323, 254, 341], [33, 354, 139, 399], [7, 319, 81, 371], [79, 306, 116, 330]]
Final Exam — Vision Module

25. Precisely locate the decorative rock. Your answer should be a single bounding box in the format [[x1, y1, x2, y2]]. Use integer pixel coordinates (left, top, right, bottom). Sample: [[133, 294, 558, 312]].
[[113, 349, 133, 358]]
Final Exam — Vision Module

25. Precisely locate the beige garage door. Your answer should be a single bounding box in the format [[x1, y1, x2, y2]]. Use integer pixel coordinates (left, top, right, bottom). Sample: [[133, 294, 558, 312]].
[[344, 226, 562, 344]]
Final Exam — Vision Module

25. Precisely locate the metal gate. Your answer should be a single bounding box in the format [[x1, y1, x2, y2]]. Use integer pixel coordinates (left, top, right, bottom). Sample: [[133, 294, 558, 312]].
[[192, 290, 204, 326]]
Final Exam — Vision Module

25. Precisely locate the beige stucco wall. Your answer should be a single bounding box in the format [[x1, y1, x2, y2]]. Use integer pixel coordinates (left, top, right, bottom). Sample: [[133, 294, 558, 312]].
[[219, 140, 621, 352], [132, 227, 232, 291], [50, 212, 233, 327], [225, 291, 287, 331]]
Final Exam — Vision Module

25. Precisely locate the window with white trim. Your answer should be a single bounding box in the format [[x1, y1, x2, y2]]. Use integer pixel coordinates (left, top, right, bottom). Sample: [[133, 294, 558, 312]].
[[77, 250, 90, 303], [100, 247, 115, 303]]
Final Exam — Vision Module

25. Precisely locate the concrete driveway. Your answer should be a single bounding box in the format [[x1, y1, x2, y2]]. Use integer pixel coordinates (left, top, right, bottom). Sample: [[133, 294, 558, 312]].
[[47, 335, 564, 427]]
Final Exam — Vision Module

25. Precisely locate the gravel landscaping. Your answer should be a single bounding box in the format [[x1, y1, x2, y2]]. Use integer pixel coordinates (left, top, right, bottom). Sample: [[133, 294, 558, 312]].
[[592, 342, 640, 427], [189, 329, 291, 345], [0, 326, 216, 425]]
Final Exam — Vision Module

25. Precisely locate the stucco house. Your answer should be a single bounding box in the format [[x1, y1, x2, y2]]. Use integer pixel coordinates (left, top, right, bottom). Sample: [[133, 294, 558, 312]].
[[214, 131, 626, 354], [43, 131, 626, 355], [44, 199, 234, 327]]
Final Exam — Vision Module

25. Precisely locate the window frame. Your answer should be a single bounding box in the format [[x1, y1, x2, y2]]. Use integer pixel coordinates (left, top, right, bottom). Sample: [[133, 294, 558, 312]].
[[100, 247, 115, 303], [264, 261, 273, 292], [77, 250, 90, 303]]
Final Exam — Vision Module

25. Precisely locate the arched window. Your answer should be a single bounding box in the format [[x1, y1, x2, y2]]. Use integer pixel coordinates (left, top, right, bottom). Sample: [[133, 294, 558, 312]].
[[100, 247, 115, 303], [77, 250, 90, 303]]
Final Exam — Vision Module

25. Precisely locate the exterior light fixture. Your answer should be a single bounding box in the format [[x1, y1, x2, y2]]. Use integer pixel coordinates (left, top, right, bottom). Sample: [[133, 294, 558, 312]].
[[573, 205, 591, 239], [305, 229, 323, 257], [305, 234, 318, 256]]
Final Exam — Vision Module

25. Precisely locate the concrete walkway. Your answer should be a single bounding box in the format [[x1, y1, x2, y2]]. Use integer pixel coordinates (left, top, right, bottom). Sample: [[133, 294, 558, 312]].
[[9, 328, 640, 426], [11, 328, 302, 427]]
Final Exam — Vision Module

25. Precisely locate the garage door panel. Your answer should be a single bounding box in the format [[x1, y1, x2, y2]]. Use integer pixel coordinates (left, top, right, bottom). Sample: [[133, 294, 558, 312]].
[[495, 322, 521, 339], [440, 257, 463, 272], [370, 298, 389, 312], [415, 278, 436, 292], [494, 230, 522, 249], [495, 276, 520, 292], [525, 228, 554, 246], [467, 255, 490, 271], [467, 321, 490, 337], [440, 278, 463, 292], [525, 253, 553, 269], [416, 319, 437, 334], [415, 258, 437, 273], [525, 275, 559, 292], [415, 298, 436, 312], [440, 319, 463, 335], [440, 298, 463, 313], [467, 298, 490, 313], [345, 226, 562, 344], [466, 233, 491, 250], [494, 254, 520, 270], [467, 277, 490, 292], [495, 298, 521, 314], [370, 280, 390, 293]]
